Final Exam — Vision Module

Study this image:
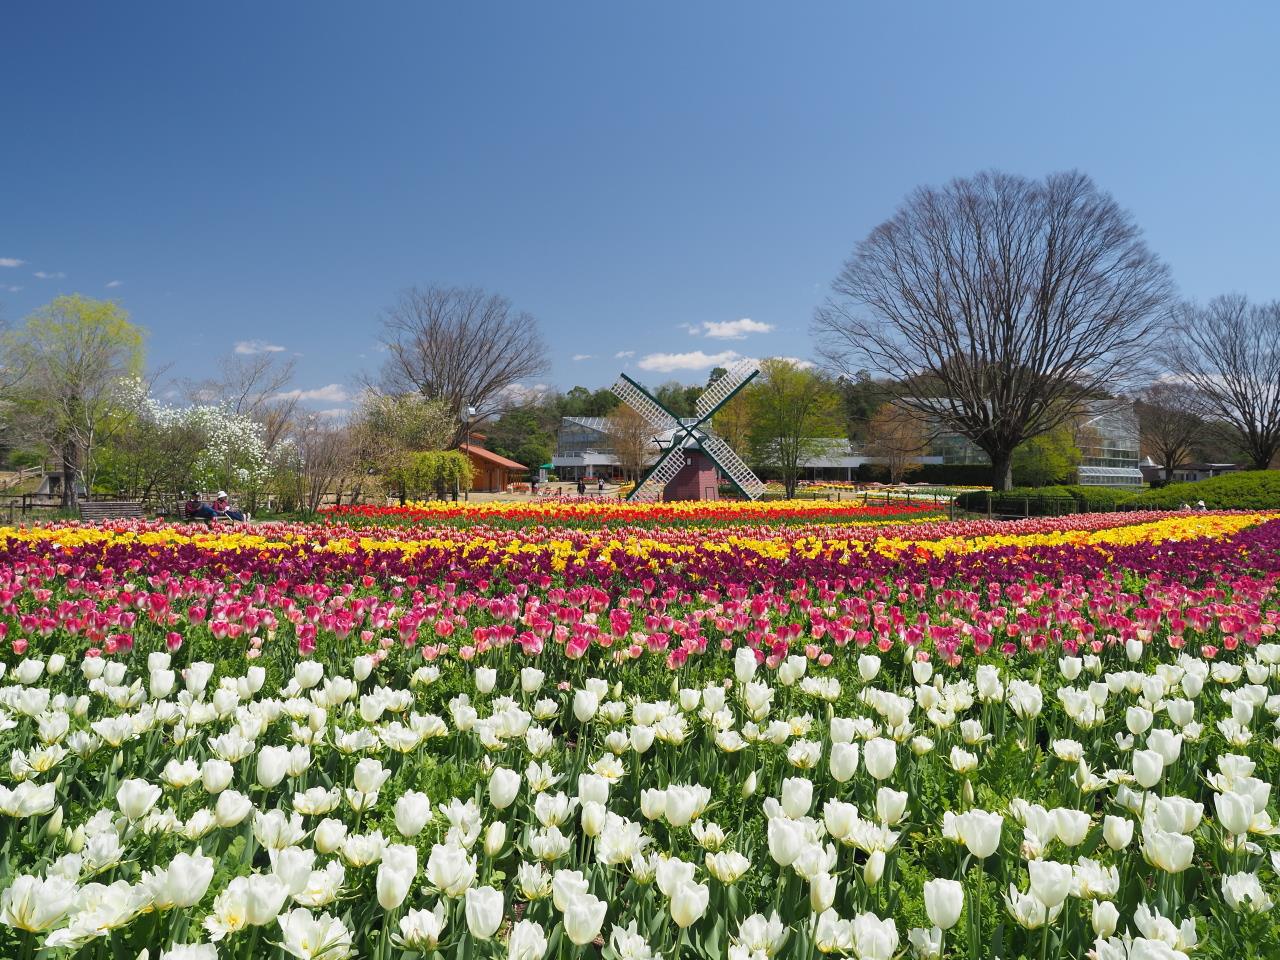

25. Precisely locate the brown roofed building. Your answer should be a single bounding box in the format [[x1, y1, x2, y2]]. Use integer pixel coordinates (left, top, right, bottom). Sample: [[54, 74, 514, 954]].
[[461, 442, 527, 492]]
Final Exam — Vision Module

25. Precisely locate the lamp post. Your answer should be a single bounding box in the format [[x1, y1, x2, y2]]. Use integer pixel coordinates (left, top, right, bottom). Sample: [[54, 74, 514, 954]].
[[459, 401, 477, 502]]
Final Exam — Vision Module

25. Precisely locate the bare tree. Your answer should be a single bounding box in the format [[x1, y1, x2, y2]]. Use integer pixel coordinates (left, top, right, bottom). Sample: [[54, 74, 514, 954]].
[[814, 170, 1173, 490], [1171, 296, 1280, 471], [377, 285, 549, 447], [864, 402, 925, 483], [1135, 381, 1206, 481], [604, 405, 654, 482], [289, 414, 355, 514], [186, 352, 299, 451]]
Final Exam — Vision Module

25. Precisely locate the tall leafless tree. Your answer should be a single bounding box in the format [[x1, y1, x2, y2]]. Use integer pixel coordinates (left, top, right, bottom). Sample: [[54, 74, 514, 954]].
[[604, 405, 654, 483], [288, 413, 355, 514], [814, 170, 1173, 490], [185, 352, 299, 451], [1134, 381, 1206, 481], [864, 402, 926, 484], [377, 285, 549, 448], [1171, 295, 1280, 471]]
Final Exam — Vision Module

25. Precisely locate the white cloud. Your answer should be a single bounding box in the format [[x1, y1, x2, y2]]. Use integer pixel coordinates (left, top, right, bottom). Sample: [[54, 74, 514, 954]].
[[275, 383, 351, 404], [638, 349, 741, 373], [499, 382, 552, 406], [4, 285, 20, 293], [700, 318, 774, 340], [315, 407, 350, 419], [33, 271, 66, 279], [772, 356, 815, 370], [571, 353, 593, 361], [105, 280, 123, 288], [234, 339, 287, 355], [0, 258, 23, 268], [614, 350, 635, 359]]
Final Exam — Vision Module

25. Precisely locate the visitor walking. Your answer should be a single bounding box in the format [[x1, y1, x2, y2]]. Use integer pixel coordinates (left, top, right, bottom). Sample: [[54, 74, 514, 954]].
[[576, 478, 586, 497]]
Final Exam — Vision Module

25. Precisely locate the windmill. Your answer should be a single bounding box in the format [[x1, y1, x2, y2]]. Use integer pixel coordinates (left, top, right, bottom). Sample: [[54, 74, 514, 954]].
[[610, 358, 767, 501]]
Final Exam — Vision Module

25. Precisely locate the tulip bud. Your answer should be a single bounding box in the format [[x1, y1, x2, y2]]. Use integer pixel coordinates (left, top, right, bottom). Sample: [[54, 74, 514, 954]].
[[46, 806, 63, 836], [924, 877, 964, 930], [580, 801, 606, 838], [488, 767, 521, 810], [829, 742, 859, 783], [1133, 749, 1164, 789], [464, 885, 503, 939], [1092, 900, 1118, 939], [811, 871, 838, 910], [863, 850, 886, 886], [484, 821, 507, 857], [1103, 815, 1134, 851], [741, 771, 758, 798]]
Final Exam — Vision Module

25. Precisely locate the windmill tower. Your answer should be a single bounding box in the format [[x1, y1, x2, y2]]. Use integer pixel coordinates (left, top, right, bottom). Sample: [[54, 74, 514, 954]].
[[610, 359, 767, 501]]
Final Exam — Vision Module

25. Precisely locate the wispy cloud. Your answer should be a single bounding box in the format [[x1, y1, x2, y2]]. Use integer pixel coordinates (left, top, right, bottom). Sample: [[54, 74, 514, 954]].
[[275, 383, 351, 403], [4, 285, 20, 293], [614, 350, 635, 359], [105, 280, 123, 289], [0, 258, 24, 268], [315, 407, 351, 419], [33, 271, 66, 280], [638, 349, 741, 373], [571, 353, 593, 361], [772, 356, 815, 370], [499, 382, 552, 406], [698, 318, 773, 340], [234, 339, 287, 355]]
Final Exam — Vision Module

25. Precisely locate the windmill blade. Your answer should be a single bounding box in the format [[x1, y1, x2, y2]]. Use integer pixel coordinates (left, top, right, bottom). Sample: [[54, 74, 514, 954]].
[[696, 358, 760, 419], [611, 375, 678, 432], [699, 433, 768, 500], [629, 446, 687, 501]]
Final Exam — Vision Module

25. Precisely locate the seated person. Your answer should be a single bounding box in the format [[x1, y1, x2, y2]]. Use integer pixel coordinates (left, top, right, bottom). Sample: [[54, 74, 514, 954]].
[[211, 491, 246, 522], [184, 493, 215, 520]]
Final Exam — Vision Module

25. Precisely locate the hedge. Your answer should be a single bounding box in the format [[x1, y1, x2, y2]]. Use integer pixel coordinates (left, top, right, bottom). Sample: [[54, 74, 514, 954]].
[[856, 462, 995, 486], [1126, 470, 1280, 510], [955, 484, 1135, 515]]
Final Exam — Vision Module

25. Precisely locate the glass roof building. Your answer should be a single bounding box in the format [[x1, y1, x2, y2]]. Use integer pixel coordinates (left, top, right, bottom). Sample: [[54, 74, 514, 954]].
[[925, 399, 1143, 487]]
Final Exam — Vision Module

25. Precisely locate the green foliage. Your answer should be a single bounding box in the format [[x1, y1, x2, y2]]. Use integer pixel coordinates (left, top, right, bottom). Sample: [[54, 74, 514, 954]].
[[746, 359, 846, 498], [485, 407, 555, 470], [1127, 470, 1280, 509], [857, 462, 994, 485], [653, 381, 704, 419], [1011, 425, 1080, 487], [3, 295, 147, 503], [390, 449, 473, 499], [558, 385, 620, 418], [955, 484, 1135, 514]]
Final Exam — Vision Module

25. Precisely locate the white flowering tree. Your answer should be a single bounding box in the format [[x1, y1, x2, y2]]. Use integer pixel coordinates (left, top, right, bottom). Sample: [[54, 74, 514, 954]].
[[99, 381, 275, 504]]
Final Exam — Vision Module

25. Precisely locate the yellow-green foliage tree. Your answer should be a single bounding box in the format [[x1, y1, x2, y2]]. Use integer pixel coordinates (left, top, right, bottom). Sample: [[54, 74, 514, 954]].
[[390, 450, 473, 500], [745, 359, 845, 498], [4, 295, 145, 509], [1012, 424, 1081, 487]]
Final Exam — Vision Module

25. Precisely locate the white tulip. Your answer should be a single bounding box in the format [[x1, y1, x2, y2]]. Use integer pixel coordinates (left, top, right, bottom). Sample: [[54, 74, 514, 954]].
[[923, 878, 964, 930]]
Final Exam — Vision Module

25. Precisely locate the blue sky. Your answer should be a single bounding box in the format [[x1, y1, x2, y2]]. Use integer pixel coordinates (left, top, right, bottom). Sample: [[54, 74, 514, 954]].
[[3, 2, 1279, 414]]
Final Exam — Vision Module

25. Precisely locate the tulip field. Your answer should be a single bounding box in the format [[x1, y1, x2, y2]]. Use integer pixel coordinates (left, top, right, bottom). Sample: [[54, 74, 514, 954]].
[[3, 507, 1280, 959]]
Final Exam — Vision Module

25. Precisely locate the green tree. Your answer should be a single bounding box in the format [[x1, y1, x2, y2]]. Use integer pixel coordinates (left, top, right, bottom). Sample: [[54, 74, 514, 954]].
[[649, 381, 704, 419], [745, 359, 844, 498], [486, 408, 555, 471], [1012, 424, 1081, 487], [4, 295, 145, 509], [350, 392, 454, 503]]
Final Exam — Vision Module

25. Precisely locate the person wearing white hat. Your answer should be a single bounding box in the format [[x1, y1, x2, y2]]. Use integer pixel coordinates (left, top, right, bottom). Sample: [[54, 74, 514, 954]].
[[212, 490, 246, 522]]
